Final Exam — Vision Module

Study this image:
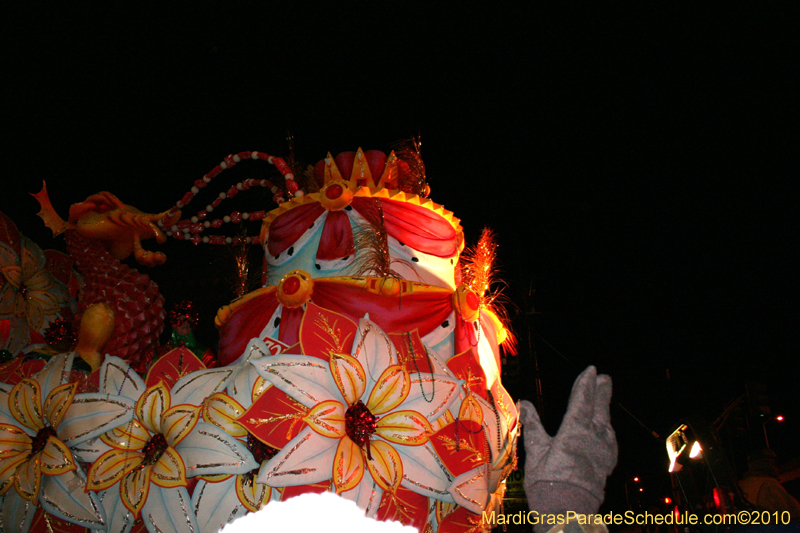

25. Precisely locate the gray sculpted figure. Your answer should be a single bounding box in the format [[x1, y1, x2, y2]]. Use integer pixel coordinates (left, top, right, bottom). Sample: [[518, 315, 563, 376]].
[[518, 366, 618, 533]]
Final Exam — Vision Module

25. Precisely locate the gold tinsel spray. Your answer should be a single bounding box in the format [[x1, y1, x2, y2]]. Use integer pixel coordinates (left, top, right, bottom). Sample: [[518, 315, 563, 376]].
[[461, 228, 517, 355]]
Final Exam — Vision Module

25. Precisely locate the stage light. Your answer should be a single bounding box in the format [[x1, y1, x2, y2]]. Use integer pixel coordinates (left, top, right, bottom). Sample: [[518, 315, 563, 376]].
[[667, 423, 703, 472], [689, 440, 702, 458]]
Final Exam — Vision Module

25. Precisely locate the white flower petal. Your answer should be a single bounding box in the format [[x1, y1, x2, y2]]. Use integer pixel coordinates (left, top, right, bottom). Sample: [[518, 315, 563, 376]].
[[339, 475, 383, 518], [0, 242, 19, 270], [401, 372, 462, 423], [59, 393, 136, 447], [99, 356, 146, 399], [353, 315, 396, 393], [171, 367, 235, 407], [191, 477, 248, 533], [141, 485, 199, 533], [227, 338, 271, 406], [252, 355, 337, 409], [257, 426, 337, 487], [71, 436, 113, 464], [40, 467, 106, 529], [448, 466, 490, 515], [177, 421, 257, 478], [0, 385, 20, 428], [19, 237, 46, 279], [0, 490, 36, 533], [33, 352, 75, 400], [98, 488, 136, 533], [396, 441, 454, 500]]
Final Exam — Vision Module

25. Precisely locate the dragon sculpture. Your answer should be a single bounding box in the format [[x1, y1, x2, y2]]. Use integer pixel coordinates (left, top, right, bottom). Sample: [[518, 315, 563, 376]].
[[25, 183, 179, 370]]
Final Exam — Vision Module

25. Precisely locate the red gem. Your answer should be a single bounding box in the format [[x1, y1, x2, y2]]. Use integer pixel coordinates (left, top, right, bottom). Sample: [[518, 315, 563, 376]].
[[211, 219, 223, 228], [282, 276, 301, 295], [190, 234, 202, 245], [230, 211, 242, 223], [194, 179, 207, 189], [181, 192, 195, 205], [141, 433, 168, 466], [466, 291, 479, 310], [30, 426, 57, 456], [248, 434, 276, 465], [286, 179, 299, 193], [249, 210, 266, 221], [227, 185, 239, 198], [326, 184, 343, 200], [212, 198, 223, 208], [209, 236, 226, 245], [196, 211, 208, 220], [224, 155, 237, 168], [345, 400, 377, 452]]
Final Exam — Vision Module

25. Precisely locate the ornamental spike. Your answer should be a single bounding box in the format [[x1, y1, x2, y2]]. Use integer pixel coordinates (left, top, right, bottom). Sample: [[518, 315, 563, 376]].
[[377, 151, 399, 189], [324, 152, 343, 185], [349, 147, 375, 189]]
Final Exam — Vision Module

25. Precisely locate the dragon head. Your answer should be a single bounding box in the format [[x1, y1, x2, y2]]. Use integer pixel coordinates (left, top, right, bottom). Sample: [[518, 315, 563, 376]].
[[32, 183, 180, 267]]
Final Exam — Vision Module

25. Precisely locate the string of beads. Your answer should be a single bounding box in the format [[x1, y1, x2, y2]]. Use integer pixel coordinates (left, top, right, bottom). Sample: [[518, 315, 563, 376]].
[[158, 151, 303, 245]]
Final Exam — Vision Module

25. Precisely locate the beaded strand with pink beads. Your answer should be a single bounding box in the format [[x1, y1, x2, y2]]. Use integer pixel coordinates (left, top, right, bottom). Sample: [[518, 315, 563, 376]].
[[157, 151, 303, 245]]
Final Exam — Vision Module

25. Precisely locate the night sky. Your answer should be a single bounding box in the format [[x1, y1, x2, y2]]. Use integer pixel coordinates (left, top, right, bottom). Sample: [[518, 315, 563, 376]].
[[3, 2, 799, 512]]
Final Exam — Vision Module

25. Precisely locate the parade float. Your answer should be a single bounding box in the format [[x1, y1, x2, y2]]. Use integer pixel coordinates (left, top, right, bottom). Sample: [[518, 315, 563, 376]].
[[0, 146, 519, 533]]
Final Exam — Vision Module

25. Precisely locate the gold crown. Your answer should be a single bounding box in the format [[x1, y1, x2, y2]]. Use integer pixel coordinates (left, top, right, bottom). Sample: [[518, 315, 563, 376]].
[[260, 148, 464, 250]]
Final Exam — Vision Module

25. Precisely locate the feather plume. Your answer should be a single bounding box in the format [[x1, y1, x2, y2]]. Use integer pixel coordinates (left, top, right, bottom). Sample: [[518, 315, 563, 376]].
[[461, 228, 517, 354], [349, 199, 414, 280], [391, 137, 428, 197]]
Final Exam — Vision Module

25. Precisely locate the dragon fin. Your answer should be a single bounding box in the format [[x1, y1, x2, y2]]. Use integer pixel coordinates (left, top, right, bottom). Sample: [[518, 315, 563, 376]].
[[30, 181, 69, 237]]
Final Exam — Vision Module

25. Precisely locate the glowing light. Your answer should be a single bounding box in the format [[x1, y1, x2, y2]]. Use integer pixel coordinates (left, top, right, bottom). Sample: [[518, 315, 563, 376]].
[[633, 477, 640, 482], [776, 415, 784, 421], [689, 440, 702, 458], [666, 424, 688, 472], [664, 497, 672, 505]]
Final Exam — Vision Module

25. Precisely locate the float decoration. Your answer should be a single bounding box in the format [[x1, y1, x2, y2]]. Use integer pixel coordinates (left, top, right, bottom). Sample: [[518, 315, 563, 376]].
[[0, 145, 520, 533], [0, 211, 72, 355]]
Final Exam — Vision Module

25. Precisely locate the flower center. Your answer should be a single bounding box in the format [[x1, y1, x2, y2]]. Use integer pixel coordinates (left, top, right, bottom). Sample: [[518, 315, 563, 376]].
[[248, 434, 276, 465], [141, 433, 168, 466], [246, 434, 277, 478], [18, 285, 28, 297], [30, 426, 57, 456], [345, 400, 377, 459]]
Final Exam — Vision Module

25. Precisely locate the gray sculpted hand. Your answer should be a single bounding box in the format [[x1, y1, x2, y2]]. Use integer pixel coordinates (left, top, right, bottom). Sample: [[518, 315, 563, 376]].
[[518, 366, 617, 523]]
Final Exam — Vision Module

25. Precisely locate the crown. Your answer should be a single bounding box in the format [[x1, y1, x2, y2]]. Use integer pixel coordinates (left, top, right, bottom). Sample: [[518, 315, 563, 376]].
[[260, 147, 463, 248]]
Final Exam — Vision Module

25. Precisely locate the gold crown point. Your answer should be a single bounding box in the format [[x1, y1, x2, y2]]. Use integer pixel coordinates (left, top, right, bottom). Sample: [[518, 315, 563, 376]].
[[324, 152, 343, 184], [349, 148, 376, 189]]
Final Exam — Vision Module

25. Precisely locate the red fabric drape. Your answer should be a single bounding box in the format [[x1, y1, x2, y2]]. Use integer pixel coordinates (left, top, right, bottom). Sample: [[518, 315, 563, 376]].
[[267, 203, 324, 257], [352, 197, 458, 258], [316, 210, 354, 260], [310, 280, 452, 337], [217, 292, 279, 366]]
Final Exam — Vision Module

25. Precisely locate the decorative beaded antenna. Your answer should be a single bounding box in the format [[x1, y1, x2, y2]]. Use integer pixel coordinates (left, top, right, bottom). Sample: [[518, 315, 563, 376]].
[[157, 151, 302, 245]]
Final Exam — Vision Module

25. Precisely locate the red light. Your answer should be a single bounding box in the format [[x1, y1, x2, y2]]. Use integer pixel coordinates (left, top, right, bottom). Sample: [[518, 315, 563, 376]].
[[633, 477, 640, 482], [664, 497, 672, 505], [776, 416, 784, 421], [713, 487, 721, 508], [639, 488, 644, 492], [674, 506, 681, 522]]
